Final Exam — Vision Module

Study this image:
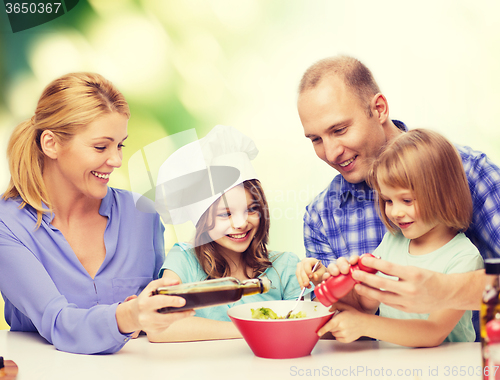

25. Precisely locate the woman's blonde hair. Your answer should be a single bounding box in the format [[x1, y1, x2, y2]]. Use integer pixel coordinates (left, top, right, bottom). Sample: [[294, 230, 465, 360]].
[[3, 72, 130, 226], [367, 128, 472, 234], [194, 179, 271, 279]]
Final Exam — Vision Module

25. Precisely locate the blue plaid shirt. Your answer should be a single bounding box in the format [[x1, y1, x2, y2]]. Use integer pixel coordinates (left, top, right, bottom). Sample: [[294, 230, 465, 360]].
[[304, 122, 500, 265]]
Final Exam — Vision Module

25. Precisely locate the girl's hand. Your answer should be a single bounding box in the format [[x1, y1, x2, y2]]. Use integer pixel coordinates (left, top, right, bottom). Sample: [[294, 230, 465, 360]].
[[317, 302, 367, 343], [116, 278, 195, 336], [324, 255, 359, 278], [324, 256, 379, 313], [296, 258, 325, 288]]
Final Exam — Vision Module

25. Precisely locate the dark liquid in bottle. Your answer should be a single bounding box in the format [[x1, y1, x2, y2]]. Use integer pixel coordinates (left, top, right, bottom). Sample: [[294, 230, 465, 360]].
[[157, 287, 244, 313]]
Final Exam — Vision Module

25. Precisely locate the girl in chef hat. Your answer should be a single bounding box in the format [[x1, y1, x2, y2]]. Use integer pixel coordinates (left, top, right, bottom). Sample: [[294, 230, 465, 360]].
[[148, 125, 306, 342]]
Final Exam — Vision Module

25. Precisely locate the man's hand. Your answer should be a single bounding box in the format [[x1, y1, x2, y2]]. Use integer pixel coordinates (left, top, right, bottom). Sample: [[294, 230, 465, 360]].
[[351, 256, 450, 313]]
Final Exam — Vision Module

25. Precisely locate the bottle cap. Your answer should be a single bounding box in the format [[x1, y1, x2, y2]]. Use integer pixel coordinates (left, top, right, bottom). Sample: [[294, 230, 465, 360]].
[[485, 259, 500, 274]]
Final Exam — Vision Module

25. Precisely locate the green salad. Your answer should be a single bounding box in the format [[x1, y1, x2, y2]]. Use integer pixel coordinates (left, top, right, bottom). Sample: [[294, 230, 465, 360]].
[[251, 307, 306, 320]]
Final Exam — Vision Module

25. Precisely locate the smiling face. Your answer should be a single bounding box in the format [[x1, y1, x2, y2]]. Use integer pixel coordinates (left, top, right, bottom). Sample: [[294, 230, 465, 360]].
[[378, 182, 449, 250], [298, 75, 392, 184], [207, 184, 260, 257], [49, 112, 129, 200]]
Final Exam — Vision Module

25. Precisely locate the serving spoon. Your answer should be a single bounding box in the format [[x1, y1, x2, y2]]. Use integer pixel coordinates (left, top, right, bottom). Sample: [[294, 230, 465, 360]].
[[285, 261, 320, 319]]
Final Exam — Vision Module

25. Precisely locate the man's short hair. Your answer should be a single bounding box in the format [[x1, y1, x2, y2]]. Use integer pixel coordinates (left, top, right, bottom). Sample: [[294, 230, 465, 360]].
[[298, 55, 381, 116]]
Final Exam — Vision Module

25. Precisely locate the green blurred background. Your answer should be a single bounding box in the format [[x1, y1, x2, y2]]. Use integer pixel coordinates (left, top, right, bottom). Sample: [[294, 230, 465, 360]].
[[1, 0, 500, 273]]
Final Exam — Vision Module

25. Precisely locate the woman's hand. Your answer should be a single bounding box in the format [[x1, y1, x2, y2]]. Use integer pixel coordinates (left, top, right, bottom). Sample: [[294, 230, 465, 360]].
[[116, 277, 194, 336], [296, 258, 325, 288], [123, 295, 140, 338]]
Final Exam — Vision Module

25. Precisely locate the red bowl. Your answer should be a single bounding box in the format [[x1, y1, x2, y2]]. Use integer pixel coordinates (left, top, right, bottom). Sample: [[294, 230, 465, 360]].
[[227, 300, 334, 359]]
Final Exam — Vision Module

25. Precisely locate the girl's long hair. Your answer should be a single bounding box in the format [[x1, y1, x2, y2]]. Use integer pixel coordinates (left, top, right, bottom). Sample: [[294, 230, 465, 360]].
[[194, 179, 271, 279], [3, 72, 130, 226], [367, 128, 472, 233]]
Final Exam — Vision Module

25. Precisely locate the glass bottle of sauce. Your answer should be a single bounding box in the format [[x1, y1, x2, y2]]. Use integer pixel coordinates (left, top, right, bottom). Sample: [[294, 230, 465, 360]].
[[481, 258, 500, 380], [153, 277, 271, 313]]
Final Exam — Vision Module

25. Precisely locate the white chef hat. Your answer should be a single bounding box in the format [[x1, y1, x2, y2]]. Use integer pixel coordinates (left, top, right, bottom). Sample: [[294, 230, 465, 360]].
[[155, 125, 259, 227]]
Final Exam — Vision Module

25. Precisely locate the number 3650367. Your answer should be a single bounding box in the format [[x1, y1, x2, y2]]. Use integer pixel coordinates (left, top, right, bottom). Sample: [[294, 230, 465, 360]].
[[5, 3, 62, 14]]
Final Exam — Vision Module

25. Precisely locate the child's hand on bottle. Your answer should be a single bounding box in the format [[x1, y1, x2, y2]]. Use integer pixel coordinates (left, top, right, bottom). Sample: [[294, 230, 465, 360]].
[[323, 255, 379, 313], [296, 258, 326, 288], [336, 255, 380, 313], [324, 255, 359, 278]]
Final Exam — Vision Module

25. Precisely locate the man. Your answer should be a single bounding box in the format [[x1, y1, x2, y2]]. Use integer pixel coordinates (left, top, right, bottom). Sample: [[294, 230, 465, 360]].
[[297, 55, 500, 313]]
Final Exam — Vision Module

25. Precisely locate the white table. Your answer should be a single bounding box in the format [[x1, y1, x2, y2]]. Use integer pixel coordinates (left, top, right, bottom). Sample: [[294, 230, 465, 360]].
[[0, 331, 483, 380]]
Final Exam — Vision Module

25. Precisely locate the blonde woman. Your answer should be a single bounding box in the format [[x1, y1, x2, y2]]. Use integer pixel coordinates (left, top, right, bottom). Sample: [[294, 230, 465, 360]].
[[0, 73, 192, 354]]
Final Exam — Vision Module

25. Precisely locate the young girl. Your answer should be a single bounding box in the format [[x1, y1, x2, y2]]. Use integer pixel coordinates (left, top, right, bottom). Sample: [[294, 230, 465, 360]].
[[147, 125, 305, 342], [313, 129, 483, 347]]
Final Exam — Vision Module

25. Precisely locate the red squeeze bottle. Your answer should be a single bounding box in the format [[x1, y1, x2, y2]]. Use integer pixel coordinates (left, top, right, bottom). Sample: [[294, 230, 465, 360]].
[[314, 253, 378, 306]]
